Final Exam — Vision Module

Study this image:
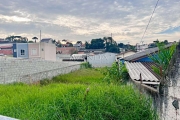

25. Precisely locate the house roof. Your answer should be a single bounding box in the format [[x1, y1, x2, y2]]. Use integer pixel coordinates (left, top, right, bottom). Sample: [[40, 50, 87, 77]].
[[56, 47, 76, 54], [141, 62, 161, 80], [41, 38, 53, 42], [0, 45, 12, 49], [117, 50, 136, 56], [123, 43, 173, 61], [0, 38, 5, 41], [125, 61, 160, 85]]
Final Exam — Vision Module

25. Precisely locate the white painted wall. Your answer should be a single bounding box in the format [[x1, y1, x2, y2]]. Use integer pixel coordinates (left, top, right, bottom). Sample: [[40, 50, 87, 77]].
[[40, 43, 56, 61], [87, 53, 116, 67]]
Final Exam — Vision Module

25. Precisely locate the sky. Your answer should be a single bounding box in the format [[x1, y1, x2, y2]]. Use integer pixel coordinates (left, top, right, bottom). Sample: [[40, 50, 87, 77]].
[[0, 0, 180, 45]]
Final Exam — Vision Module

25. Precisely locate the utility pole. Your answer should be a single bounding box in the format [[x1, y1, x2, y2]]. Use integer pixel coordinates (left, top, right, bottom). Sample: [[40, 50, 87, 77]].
[[40, 30, 41, 42]]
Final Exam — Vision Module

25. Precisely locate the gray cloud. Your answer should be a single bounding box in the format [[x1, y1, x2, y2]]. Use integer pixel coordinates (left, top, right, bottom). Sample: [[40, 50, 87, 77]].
[[0, 0, 180, 44]]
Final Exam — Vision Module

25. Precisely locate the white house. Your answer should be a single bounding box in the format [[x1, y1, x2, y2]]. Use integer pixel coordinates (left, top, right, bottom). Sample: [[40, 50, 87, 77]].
[[87, 52, 117, 67]]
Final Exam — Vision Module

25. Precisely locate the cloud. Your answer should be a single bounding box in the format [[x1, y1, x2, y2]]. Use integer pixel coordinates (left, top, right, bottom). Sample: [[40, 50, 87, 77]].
[[0, 0, 179, 44], [0, 15, 31, 22]]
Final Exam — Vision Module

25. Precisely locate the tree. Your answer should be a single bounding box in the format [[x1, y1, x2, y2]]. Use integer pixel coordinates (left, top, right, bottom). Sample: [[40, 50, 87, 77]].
[[5, 35, 16, 42], [5, 35, 28, 43], [28, 41, 34, 43], [164, 40, 168, 45], [88, 38, 105, 49], [106, 44, 120, 53], [149, 43, 177, 76], [153, 39, 159, 44], [104, 37, 120, 53], [118, 43, 124, 48], [32, 37, 38, 43], [86, 37, 120, 53], [85, 41, 90, 49], [76, 41, 82, 45], [66, 42, 73, 47]]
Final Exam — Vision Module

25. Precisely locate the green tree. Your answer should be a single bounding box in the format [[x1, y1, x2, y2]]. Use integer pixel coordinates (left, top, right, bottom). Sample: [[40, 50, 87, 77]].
[[66, 42, 73, 47], [118, 43, 124, 48], [164, 40, 168, 45], [6, 36, 28, 43], [149, 43, 177, 75], [153, 39, 159, 44], [107, 44, 120, 53], [88, 38, 104, 49], [85, 41, 90, 49], [28, 41, 34, 43]]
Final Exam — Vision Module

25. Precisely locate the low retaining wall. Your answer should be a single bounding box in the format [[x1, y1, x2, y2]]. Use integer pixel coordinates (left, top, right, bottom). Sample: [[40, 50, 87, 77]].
[[0, 57, 81, 84], [19, 64, 80, 84]]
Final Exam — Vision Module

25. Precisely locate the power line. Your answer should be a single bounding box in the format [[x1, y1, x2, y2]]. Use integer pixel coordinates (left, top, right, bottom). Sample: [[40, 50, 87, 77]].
[[140, 0, 160, 42]]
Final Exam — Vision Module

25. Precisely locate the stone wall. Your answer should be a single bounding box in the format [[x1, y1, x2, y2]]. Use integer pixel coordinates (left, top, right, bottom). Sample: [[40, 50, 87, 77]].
[[0, 57, 81, 84]]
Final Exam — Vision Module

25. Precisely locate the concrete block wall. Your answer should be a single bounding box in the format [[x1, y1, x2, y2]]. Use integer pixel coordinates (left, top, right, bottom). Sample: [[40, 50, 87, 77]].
[[0, 57, 81, 84]]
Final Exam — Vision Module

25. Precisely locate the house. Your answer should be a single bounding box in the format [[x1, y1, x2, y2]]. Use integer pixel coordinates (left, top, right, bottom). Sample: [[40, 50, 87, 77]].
[[41, 38, 53, 44], [122, 43, 173, 62], [40, 42, 56, 61], [13, 43, 29, 58], [122, 43, 174, 92], [13, 42, 56, 61], [0, 44, 13, 56], [135, 44, 149, 52], [87, 52, 117, 67], [0, 38, 4, 41]]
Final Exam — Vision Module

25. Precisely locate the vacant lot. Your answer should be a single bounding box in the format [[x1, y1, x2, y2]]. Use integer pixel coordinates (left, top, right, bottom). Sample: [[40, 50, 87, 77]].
[[0, 68, 157, 120]]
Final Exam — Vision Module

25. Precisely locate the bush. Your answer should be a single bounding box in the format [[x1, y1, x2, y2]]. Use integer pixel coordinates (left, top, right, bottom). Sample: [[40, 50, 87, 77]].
[[80, 62, 92, 69], [103, 62, 129, 83]]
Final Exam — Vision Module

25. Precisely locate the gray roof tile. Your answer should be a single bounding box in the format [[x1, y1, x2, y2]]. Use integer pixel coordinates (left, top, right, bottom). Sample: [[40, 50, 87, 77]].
[[125, 61, 160, 85]]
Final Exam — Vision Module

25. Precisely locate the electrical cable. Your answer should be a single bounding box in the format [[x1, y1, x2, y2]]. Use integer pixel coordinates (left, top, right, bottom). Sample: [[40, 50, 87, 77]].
[[140, 0, 160, 42]]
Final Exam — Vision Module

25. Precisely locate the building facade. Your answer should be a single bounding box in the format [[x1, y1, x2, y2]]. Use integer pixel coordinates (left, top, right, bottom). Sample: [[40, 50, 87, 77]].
[[13, 43, 56, 61]]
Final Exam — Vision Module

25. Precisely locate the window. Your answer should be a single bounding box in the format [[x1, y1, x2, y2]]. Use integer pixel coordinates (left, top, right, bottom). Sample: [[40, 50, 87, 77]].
[[31, 49, 37, 55], [21, 49, 25, 55]]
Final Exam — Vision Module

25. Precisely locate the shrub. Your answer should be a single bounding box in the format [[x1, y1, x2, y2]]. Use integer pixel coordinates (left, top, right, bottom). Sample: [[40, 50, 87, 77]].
[[149, 43, 177, 74], [103, 62, 129, 83], [80, 62, 92, 69]]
